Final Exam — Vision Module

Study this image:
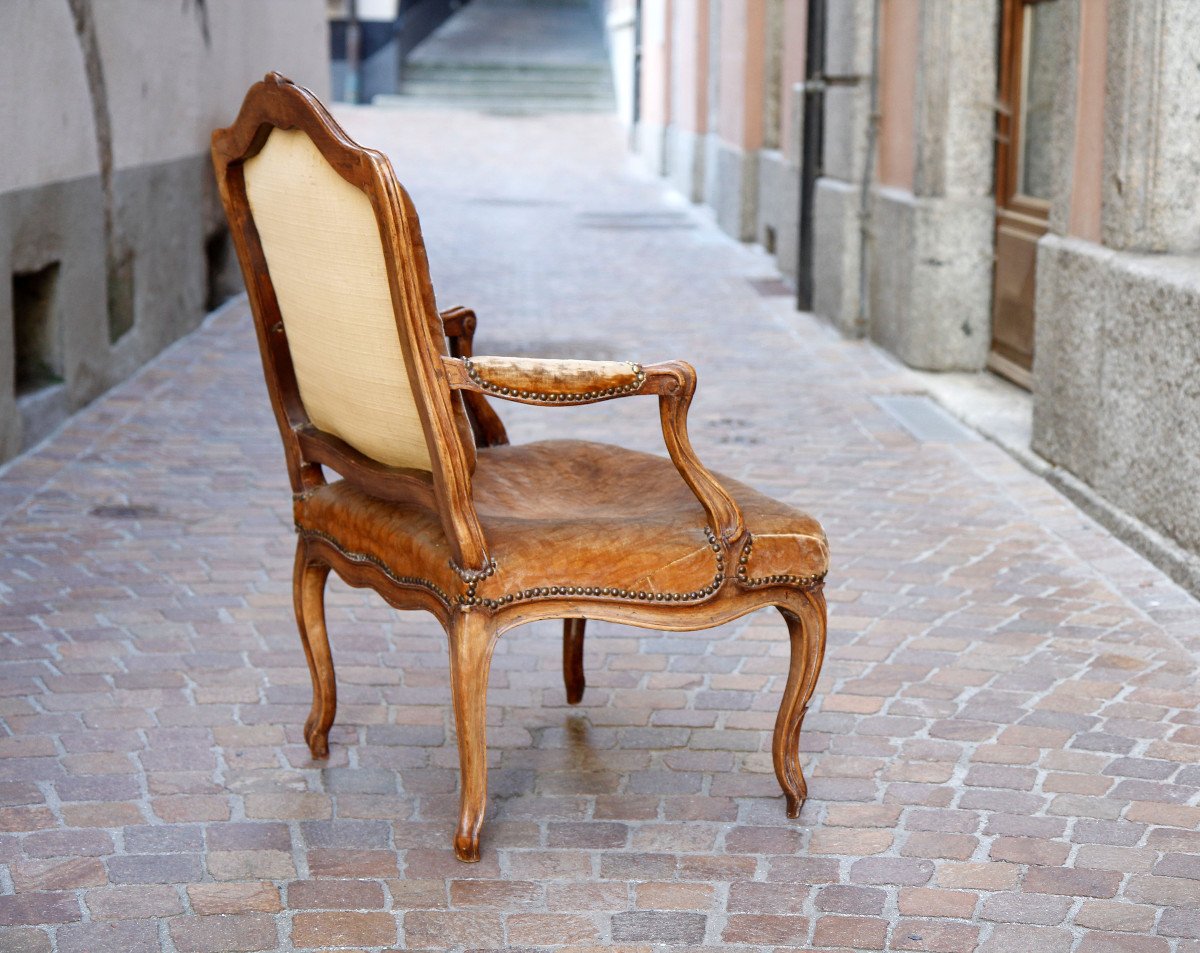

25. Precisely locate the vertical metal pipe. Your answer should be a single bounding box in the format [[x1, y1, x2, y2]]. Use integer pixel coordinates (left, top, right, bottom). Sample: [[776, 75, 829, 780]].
[[796, 0, 826, 311], [856, 0, 882, 334], [632, 0, 644, 135], [345, 0, 362, 104]]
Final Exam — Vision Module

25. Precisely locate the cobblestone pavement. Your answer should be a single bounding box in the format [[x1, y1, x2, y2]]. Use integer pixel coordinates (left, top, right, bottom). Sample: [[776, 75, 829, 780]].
[[2, 106, 1199, 952]]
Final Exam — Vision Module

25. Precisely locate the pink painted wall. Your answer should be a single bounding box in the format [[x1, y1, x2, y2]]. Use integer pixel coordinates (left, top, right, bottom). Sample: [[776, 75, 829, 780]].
[[716, 0, 767, 151], [638, 0, 673, 127], [877, 0, 917, 190], [669, 0, 709, 134], [1067, 0, 1106, 242], [779, 0, 807, 163]]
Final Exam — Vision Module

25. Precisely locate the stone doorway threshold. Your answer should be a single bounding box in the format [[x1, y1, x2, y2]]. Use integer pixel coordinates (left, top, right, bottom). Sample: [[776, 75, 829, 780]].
[[907, 368, 1033, 463], [911, 366, 1200, 600]]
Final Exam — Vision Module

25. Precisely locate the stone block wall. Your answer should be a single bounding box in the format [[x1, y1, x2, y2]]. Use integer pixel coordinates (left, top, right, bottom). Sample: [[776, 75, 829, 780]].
[[1030, 0, 1200, 589]]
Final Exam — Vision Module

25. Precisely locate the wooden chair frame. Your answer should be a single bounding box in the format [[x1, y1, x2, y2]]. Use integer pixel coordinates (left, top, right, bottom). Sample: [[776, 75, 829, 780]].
[[212, 74, 827, 862]]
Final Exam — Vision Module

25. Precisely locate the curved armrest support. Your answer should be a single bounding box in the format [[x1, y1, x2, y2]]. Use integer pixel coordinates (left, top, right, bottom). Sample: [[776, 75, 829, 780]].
[[438, 307, 509, 448], [441, 355, 745, 542], [649, 361, 746, 545], [439, 305, 477, 342]]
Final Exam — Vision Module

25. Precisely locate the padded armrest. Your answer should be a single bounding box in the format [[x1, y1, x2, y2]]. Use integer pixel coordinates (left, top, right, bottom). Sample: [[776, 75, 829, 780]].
[[443, 355, 647, 404]]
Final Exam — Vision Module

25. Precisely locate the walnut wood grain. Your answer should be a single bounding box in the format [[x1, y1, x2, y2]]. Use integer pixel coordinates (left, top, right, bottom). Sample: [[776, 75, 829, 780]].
[[294, 542, 335, 758], [774, 587, 827, 816], [440, 307, 509, 448], [295, 425, 437, 509], [562, 618, 586, 705]]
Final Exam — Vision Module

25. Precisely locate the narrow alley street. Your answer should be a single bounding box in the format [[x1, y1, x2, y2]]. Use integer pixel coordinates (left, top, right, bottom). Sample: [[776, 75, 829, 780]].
[[2, 99, 1199, 951]]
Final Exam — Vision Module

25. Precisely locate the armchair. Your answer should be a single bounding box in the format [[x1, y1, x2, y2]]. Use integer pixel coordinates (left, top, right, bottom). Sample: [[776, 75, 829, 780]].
[[212, 74, 828, 862]]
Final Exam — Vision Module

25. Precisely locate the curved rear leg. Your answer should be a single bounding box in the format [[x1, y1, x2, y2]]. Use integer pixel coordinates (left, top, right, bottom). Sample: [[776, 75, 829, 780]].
[[448, 611, 498, 862], [773, 587, 827, 817], [293, 541, 335, 758], [563, 618, 586, 705]]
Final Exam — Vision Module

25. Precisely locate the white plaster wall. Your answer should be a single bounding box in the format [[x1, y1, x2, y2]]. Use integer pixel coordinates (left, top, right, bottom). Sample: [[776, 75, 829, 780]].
[[0, 0, 329, 190], [0, 1, 99, 193]]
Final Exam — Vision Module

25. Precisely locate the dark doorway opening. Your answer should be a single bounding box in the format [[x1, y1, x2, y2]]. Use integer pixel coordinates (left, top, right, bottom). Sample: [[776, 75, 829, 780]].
[[13, 262, 63, 396]]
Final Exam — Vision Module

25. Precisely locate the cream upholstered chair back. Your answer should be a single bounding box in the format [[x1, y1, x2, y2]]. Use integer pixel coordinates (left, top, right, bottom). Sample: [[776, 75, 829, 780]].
[[243, 127, 432, 471], [214, 74, 489, 571]]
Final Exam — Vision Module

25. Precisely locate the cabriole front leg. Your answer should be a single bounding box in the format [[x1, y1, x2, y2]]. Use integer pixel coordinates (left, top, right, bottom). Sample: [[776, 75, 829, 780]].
[[773, 587, 827, 817], [447, 612, 498, 862], [293, 542, 335, 758]]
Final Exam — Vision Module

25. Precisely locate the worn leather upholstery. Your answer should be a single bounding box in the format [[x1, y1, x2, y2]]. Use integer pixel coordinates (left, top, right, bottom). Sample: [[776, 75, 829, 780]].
[[462, 357, 643, 399], [296, 439, 828, 608]]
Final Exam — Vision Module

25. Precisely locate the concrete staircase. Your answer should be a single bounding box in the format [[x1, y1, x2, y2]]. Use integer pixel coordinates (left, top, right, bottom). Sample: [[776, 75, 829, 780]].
[[374, 0, 614, 113], [379, 61, 614, 112]]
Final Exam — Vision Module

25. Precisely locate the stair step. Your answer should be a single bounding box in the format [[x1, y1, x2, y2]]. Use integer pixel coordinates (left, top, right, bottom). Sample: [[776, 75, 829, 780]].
[[404, 60, 611, 73], [398, 82, 613, 99], [396, 56, 615, 110], [402, 69, 611, 86], [401, 74, 612, 89], [374, 93, 615, 112]]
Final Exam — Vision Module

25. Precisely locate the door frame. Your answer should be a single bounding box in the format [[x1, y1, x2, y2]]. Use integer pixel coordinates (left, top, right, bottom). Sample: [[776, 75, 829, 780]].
[[989, 0, 1055, 389]]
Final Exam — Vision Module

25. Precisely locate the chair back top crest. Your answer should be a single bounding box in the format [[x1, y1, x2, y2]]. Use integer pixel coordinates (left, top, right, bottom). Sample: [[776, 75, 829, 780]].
[[211, 73, 489, 569]]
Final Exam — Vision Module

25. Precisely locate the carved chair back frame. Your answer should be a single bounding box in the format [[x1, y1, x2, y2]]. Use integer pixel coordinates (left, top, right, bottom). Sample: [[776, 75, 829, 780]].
[[211, 74, 490, 571]]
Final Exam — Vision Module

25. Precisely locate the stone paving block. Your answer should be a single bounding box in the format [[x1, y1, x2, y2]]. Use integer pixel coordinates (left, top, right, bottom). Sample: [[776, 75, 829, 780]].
[[168, 913, 279, 953], [187, 882, 281, 915], [85, 883, 184, 920], [891, 919, 979, 952], [612, 911, 707, 943], [507, 912, 601, 945], [402, 910, 504, 947], [9, 857, 106, 891], [0, 892, 80, 927], [1074, 900, 1159, 934], [897, 887, 977, 920], [980, 891, 1073, 926], [56, 920, 159, 953], [0, 927, 52, 953], [291, 910, 398, 948]]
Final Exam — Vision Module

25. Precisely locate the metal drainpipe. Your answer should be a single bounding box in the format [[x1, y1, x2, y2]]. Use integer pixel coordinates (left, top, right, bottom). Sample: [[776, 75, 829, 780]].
[[855, 0, 882, 335], [345, 0, 362, 104], [632, 0, 644, 140], [796, 0, 826, 312]]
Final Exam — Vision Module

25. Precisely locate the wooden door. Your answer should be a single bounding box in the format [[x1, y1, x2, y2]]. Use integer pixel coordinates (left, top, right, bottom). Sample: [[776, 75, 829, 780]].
[[990, 0, 1063, 389]]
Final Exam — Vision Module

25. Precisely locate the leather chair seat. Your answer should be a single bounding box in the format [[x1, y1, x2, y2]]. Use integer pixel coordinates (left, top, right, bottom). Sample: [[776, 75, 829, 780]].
[[297, 439, 828, 609]]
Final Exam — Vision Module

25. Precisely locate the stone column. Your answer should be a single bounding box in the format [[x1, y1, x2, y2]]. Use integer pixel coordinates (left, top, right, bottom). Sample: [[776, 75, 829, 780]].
[[1102, 0, 1200, 254], [862, 0, 997, 369], [665, 0, 709, 201], [702, 0, 766, 240], [811, 0, 872, 333], [753, 0, 806, 278], [636, 0, 673, 175]]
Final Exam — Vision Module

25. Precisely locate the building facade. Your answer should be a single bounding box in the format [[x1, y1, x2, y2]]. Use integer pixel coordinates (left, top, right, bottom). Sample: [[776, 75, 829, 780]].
[[0, 0, 328, 463], [619, 0, 1200, 590]]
